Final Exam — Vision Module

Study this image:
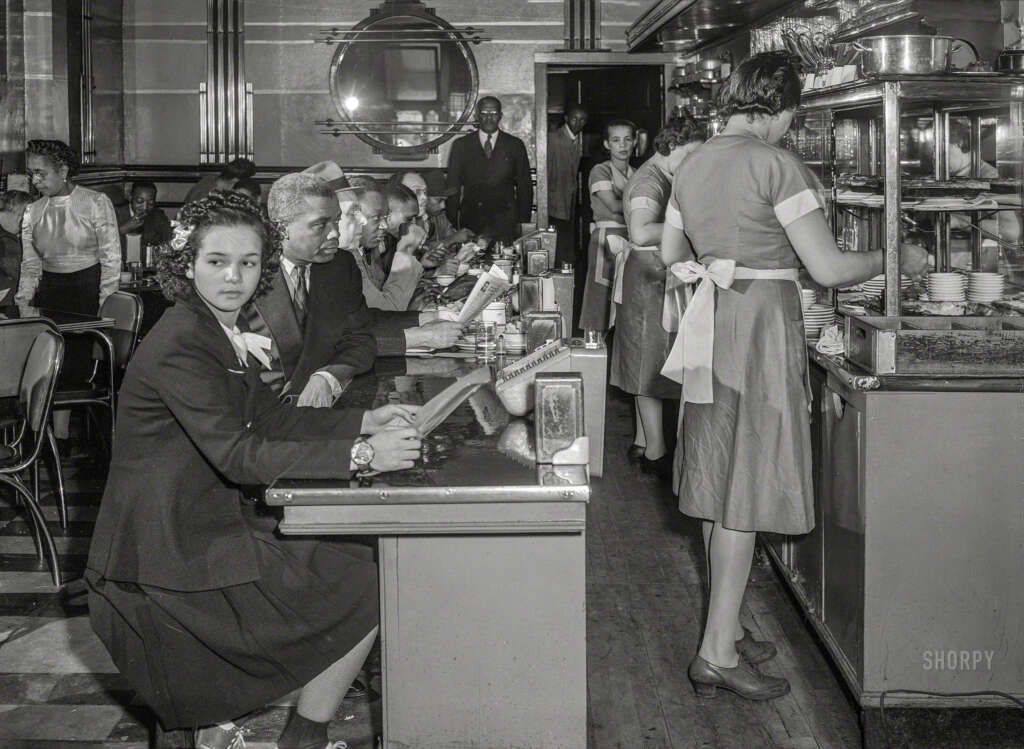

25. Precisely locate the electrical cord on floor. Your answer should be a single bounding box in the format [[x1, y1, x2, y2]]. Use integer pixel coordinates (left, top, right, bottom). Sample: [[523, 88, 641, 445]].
[[878, 689, 1024, 749]]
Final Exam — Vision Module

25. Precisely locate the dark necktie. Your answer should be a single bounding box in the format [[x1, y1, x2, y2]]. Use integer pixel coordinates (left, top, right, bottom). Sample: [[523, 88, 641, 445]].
[[483, 134, 493, 159], [290, 264, 308, 327]]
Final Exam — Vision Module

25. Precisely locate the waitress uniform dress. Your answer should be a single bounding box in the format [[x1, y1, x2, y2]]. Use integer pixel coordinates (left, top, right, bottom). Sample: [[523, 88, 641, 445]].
[[579, 160, 633, 331], [609, 158, 679, 400], [666, 134, 822, 534]]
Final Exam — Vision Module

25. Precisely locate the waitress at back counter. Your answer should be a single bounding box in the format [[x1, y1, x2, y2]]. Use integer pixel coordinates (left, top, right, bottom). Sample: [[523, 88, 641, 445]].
[[659, 52, 929, 700], [14, 139, 121, 315]]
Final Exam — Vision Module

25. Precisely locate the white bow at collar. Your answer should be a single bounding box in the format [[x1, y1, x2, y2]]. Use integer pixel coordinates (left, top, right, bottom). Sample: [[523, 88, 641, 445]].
[[222, 325, 273, 370]]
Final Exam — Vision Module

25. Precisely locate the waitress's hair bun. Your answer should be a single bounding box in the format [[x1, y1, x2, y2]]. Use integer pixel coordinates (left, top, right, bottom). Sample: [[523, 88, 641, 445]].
[[653, 111, 707, 156], [718, 52, 802, 119]]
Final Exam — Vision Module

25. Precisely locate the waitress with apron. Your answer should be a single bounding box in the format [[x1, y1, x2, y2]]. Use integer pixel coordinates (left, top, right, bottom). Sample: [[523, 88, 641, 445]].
[[660, 52, 928, 700]]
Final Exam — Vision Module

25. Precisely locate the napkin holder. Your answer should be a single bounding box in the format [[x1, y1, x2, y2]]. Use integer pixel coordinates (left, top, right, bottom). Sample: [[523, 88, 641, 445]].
[[524, 311, 563, 352], [534, 373, 589, 485]]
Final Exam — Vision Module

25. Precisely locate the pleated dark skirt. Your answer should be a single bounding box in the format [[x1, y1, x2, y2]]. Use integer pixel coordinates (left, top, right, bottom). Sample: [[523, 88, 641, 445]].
[[86, 512, 379, 730]]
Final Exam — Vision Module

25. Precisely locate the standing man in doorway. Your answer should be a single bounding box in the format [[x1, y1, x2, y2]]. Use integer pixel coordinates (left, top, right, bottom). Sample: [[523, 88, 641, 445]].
[[446, 96, 533, 244], [547, 104, 588, 269]]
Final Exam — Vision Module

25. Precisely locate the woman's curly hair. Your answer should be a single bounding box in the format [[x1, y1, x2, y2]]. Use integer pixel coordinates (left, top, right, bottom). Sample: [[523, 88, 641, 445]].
[[653, 111, 707, 156], [718, 52, 801, 120], [157, 189, 283, 304], [26, 139, 80, 177]]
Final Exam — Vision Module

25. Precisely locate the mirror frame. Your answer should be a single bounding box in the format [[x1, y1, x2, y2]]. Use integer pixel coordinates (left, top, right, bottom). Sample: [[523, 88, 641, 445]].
[[328, 1, 479, 156]]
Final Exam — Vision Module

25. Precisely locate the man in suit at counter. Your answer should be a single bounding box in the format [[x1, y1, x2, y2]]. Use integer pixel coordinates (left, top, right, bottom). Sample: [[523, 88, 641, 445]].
[[241, 172, 376, 407], [327, 177, 462, 352], [445, 96, 533, 243], [547, 104, 588, 268]]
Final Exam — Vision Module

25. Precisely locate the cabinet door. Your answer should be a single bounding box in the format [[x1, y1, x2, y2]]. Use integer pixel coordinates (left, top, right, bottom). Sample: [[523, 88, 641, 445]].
[[821, 384, 865, 684], [789, 364, 827, 617]]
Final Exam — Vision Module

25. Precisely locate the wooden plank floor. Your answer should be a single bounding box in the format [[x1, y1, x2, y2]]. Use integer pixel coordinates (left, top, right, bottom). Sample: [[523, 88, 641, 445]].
[[0, 389, 869, 748], [586, 390, 861, 749]]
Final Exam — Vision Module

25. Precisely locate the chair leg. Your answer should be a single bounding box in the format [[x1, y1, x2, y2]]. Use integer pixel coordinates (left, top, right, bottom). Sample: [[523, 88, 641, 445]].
[[0, 475, 62, 587], [46, 426, 68, 529]]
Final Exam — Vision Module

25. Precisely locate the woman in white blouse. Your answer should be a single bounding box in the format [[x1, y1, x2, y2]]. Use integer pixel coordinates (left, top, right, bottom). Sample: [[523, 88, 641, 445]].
[[16, 139, 121, 315]]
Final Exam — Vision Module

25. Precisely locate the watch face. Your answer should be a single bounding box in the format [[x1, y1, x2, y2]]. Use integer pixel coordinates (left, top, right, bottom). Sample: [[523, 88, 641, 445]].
[[353, 439, 374, 467]]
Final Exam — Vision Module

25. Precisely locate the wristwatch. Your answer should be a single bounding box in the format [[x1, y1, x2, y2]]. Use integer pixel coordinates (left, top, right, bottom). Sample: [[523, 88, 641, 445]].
[[351, 436, 374, 473]]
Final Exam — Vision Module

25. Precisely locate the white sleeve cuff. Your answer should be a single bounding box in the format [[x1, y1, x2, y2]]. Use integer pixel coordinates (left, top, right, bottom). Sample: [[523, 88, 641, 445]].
[[590, 180, 614, 194], [629, 196, 661, 215], [774, 189, 821, 227], [311, 371, 343, 398], [665, 202, 684, 231]]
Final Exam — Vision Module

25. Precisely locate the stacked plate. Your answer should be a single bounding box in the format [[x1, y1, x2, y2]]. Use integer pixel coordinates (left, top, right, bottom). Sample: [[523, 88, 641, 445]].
[[967, 272, 1005, 303], [803, 303, 835, 340], [860, 274, 912, 298], [926, 272, 967, 302], [799, 288, 817, 310], [454, 334, 477, 352]]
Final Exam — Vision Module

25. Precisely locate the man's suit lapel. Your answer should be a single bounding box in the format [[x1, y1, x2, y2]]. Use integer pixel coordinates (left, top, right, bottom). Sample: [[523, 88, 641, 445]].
[[254, 269, 303, 380]]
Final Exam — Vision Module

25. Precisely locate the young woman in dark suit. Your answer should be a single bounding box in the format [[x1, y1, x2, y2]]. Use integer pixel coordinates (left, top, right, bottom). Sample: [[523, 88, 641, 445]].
[[85, 191, 422, 749]]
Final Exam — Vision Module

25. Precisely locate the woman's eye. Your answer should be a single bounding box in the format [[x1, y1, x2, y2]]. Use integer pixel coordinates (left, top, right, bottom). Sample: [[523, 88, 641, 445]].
[[243, 260, 257, 267]]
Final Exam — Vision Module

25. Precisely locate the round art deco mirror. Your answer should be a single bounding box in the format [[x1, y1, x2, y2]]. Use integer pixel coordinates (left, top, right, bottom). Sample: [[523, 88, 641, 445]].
[[326, 0, 484, 156]]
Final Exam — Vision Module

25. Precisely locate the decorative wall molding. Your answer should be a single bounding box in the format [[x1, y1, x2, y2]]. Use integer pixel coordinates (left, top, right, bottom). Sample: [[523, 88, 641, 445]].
[[199, 0, 252, 164]]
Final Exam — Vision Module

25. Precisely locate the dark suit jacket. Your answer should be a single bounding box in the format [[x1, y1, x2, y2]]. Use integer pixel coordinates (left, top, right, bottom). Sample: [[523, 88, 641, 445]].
[[85, 295, 365, 591], [242, 252, 376, 397], [370, 309, 420, 356], [114, 204, 173, 251], [446, 129, 533, 243], [547, 126, 582, 221]]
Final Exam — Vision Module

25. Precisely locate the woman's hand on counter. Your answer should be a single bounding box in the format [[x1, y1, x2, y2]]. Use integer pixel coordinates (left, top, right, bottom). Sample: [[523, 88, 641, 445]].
[[367, 427, 422, 472]]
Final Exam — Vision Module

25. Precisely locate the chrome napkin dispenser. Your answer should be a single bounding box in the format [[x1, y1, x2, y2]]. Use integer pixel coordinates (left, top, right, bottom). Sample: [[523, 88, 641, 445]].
[[534, 372, 589, 485], [524, 311, 563, 353], [516, 228, 557, 273]]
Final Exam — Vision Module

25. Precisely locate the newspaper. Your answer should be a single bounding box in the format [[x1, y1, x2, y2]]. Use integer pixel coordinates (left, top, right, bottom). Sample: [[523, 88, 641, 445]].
[[457, 264, 513, 324], [411, 365, 492, 437]]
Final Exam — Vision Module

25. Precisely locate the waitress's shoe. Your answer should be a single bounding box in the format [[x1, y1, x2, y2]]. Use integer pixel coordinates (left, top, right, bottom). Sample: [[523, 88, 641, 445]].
[[735, 627, 778, 664], [688, 655, 790, 700], [640, 453, 672, 480], [626, 444, 645, 464]]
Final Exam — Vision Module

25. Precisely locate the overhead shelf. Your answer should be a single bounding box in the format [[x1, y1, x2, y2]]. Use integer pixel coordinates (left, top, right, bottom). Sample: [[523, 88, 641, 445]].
[[625, 0, 802, 53]]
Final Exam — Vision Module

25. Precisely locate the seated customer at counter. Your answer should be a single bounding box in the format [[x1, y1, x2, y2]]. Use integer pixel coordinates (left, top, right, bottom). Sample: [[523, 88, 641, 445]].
[[350, 186, 424, 311], [330, 182, 462, 354], [242, 174, 376, 407], [85, 191, 422, 749]]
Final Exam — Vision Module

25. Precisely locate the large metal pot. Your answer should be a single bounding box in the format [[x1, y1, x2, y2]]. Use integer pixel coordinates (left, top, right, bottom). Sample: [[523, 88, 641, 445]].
[[851, 35, 970, 75], [998, 49, 1024, 73]]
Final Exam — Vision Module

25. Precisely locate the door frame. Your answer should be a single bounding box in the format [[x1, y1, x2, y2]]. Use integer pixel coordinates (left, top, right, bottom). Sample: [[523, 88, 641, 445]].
[[534, 52, 674, 228]]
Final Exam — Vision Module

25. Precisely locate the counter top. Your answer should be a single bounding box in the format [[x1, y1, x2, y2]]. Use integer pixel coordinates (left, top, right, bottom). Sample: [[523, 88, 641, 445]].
[[807, 343, 1024, 392]]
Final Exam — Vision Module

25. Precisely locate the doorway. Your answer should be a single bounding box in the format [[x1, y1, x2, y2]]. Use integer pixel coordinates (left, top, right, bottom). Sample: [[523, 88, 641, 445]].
[[535, 56, 667, 331]]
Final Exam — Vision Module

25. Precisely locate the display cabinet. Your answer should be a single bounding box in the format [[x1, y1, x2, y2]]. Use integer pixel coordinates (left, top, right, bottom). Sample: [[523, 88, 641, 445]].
[[801, 75, 1024, 307]]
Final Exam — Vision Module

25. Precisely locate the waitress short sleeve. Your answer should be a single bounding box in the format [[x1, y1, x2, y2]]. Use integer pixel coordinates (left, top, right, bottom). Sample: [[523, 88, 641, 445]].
[[766, 150, 824, 228], [589, 162, 613, 194], [665, 168, 686, 230]]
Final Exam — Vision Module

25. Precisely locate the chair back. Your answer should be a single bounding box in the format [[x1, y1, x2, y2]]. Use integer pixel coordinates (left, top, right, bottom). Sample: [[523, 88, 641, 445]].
[[0, 318, 60, 399], [99, 291, 144, 368], [18, 330, 64, 460]]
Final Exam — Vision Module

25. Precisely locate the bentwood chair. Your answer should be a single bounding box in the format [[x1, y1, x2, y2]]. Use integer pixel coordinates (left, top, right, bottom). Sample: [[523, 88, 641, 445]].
[[51, 290, 143, 453], [0, 328, 66, 586], [0, 318, 68, 526]]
